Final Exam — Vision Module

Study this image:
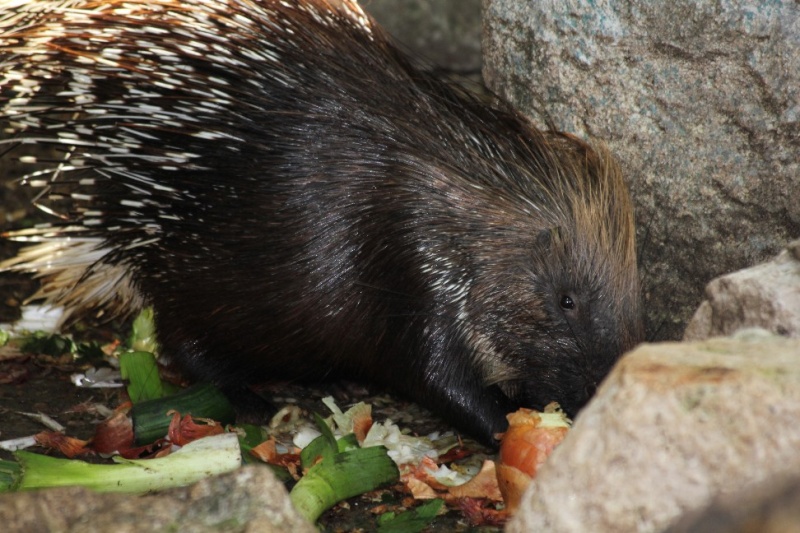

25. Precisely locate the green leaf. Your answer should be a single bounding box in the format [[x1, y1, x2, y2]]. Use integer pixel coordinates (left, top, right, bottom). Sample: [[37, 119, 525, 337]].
[[300, 413, 339, 469], [336, 433, 359, 453], [20, 332, 75, 357], [315, 412, 338, 450], [236, 423, 269, 451], [377, 499, 445, 532], [236, 424, 269, 465], [119, 351, 165, 403], [127, 307, 159, 354], [74, 340, 107, 363], [300, 434, 334, 470]]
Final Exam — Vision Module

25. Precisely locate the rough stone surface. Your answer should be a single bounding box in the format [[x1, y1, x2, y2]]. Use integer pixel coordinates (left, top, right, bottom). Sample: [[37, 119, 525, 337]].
[[483, 0, 800, 341], [0, 466, 315, 533], [665, 476, 800, 533], [685, 239, 800, 340], [364, 0, 482, 73], [508, 332, 800, 533]]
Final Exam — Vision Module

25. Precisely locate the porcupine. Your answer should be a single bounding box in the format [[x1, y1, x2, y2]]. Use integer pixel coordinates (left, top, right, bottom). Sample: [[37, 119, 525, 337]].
[[0, 0, 643, 444]]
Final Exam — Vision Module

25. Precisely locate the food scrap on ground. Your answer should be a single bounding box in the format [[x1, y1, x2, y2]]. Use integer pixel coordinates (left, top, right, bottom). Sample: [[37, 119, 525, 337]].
[[495, 404, 571, 512], [0, 307, 571, 529]]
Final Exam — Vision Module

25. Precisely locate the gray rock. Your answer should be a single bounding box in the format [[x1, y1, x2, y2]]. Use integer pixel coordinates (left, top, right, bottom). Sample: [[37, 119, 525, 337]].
[[364, 0, 482, 73], [507, 333, 800, 533], [483, 0, 800, 341], [665, 476, 800, 533], [685, 239, 800, 340], [0, 466, 315, 533]]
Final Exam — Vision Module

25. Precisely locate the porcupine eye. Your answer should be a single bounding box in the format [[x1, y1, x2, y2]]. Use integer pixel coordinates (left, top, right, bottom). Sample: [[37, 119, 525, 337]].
[[559, 295, 575, 310]]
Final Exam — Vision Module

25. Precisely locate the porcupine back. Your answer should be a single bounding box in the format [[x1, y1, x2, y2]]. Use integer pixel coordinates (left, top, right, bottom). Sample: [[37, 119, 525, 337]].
[[0, 0, 643, 443]]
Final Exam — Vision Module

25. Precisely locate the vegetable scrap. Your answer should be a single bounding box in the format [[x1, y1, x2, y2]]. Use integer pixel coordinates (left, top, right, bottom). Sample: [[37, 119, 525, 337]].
[[0, 307, 572, 529], [496, 404, 571, 512]]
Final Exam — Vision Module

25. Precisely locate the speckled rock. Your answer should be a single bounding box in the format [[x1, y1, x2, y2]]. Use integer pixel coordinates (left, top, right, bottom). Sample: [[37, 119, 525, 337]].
[[508, 332, 800, 533], [483, 0, 800, 341], [0, 466, 315, 533], [364, 0, 482, 73], [685, 239, 800, 340], [665, 476, 800, 533]]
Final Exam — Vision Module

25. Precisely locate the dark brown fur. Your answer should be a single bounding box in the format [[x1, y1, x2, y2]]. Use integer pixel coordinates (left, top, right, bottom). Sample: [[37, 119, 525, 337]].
[[0, 0, 643, 444]]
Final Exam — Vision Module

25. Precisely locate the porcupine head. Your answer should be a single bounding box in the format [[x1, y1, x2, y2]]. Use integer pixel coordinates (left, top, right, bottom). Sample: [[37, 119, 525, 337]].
[[0, 0, 643, 444]]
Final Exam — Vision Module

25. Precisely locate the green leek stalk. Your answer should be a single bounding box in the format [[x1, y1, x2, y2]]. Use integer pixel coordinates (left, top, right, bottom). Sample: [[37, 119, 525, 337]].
[[131, 383, 236, 445], [290, 445, 399, 523], [12, 432, 241, 493]]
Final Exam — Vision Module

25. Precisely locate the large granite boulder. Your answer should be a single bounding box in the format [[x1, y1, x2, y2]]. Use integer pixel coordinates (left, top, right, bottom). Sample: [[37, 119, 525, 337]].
[[483, 0, 800, 340], [508, 332, 800, 532]]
